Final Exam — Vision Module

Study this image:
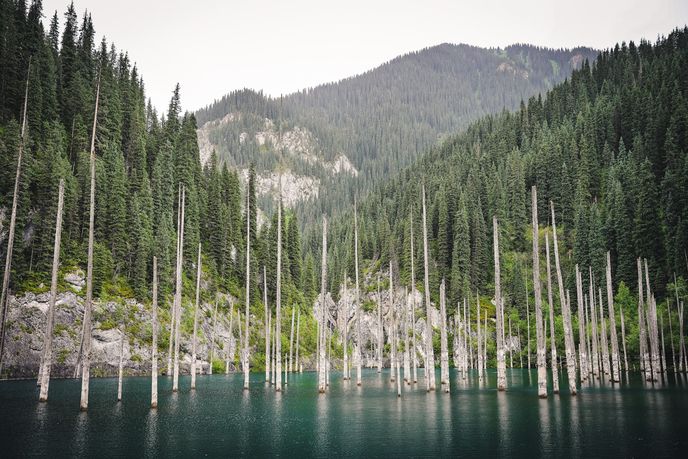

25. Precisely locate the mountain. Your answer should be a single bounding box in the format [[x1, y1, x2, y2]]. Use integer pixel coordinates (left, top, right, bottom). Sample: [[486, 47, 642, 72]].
[[317, 28, 688, 317], [195, 43, 597, 222]]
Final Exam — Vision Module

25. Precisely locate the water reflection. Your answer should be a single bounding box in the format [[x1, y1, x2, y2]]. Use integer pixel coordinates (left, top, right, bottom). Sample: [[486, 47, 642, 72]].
[[144, 408, 159, 458], [315, 391, 330, 457]]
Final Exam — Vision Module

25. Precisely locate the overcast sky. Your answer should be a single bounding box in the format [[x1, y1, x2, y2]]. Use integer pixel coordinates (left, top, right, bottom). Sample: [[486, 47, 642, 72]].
[[42, 0, 688, 113]]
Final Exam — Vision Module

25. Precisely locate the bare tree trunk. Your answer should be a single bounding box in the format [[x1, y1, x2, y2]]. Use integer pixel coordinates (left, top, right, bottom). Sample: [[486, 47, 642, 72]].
[[389, 265, 396, 383], [0, 60, 31, 373], [264, 266, 269, 383], [493, 216, 506, 391], [168, 187, 181, 377], [79, 77, 101, 411], [464, 298, 470, 376], [191, 243, 202, 390], [550, 203, 577, 394], [227, 304, 234, 375], [660, 313, 667, 374], [526, 275, 531, 370], [117, 329, 124, 401], [604, 253, 620, 382], [517, 318, 524, 369], [477, 294, 483, 382], [209, 299, 217, 376], [598, 287, 610, 377], [410, 214, 418, 383], [403, 288, 410, 384], [295, 309, 301, 373], [531, 186, 547, 398], [274, 190, 282, 391], [243, 190, 252, 390], [589, 269, 600, 379], [439, 279, 450, 392], [38, 180, 64, 401], [377, 274, 382, 373], [637, 259, 651, 380], [645, 259, 660, 382], [354, 202, 362, 386], [668, 297, 676, 373], [151, 257, 158, 408], [619, 298, 628, 374], [544, 234, 559, 394], [575, 265, 588, 382], [289, 308, 295, 374], [342, 275, 349, 380], [421, 184, 435, 391], [318, 217, 328, 393], [508, 316, 513, 369], [173, 186, 186, 392]]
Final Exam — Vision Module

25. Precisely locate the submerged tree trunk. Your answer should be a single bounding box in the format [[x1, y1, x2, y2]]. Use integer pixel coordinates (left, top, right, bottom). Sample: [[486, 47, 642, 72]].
[[526, 276, 531, 370], [244, 190, 252, 390], [79, 77, 101, 411], [117, 330, 124, 401], [531, 186, 547, 398], [589, 269, 600, 379], [637, 259, 651, 380], [0, 61, 31, 373], [421, 184, 435, 391], [377, 274, 383, 373], [289, 308, 295, 374], [604, 253, 620, 382], [173, 187, 186, 392], [551, 203, 576, 394], [354, 202, 362, 386], [151, 257, 159, 408], [494, 216, 506, 391], [544, 234, 559, 394], [439, 280, 450, 393], [274, 193, 282, 391], [598, 287, 611, 377], [264, 266, 270, 383], [191, 243, 202, 390], [318, 217, 328, 393], [295, 309, 301, 373], [209, 299, 218, 376], [645, 260, 660, 382], [410, 214, 418, 383], [477, 294, 483, 382], [619, 297, 629, 374], [575, 266, 588, 381], [168, 188, 181, 377], [38, 180, 65, 402]]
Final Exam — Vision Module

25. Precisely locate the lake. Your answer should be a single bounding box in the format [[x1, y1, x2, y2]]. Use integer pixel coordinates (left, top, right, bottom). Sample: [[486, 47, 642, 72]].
[[1, 369, 687, 457]]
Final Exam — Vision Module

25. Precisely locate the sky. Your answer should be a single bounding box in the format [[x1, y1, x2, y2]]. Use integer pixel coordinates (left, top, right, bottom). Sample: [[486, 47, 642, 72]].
[[42, 0, 688, 113]]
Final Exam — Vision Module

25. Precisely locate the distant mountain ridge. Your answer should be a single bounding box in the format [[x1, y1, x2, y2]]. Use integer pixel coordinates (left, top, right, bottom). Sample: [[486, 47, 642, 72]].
[[196, 42, 598, 221]]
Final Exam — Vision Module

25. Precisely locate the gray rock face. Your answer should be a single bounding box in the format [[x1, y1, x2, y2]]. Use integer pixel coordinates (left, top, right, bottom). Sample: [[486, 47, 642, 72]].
[[1, 280, 238, 379]]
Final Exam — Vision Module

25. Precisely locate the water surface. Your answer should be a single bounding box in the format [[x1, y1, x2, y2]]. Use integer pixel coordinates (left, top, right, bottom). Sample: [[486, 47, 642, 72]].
[[1, 369, 687, 457]]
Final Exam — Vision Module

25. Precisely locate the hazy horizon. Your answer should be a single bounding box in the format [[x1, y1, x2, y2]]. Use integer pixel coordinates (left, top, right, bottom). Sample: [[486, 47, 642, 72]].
[[41, 0, 688, 112]]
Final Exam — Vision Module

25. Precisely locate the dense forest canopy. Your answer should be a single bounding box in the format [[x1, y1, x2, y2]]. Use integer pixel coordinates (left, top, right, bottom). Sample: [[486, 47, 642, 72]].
[[318, 27, 688, 316], [0, 0, 306, 314]]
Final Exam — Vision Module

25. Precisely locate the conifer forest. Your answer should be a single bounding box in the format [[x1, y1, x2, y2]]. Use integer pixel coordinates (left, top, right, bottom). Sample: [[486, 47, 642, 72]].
[[1, 1, 688, 457]]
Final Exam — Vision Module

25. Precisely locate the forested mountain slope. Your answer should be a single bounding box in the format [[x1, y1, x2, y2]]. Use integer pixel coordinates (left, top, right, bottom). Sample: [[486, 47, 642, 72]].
[[196, 43, 597, 221], [317, 28, 688, 313]]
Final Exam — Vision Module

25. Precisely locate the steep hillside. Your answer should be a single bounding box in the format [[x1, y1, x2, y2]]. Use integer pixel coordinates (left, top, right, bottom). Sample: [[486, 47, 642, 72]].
[[319, 29, 688, 325], [196, 43, 597, 220]]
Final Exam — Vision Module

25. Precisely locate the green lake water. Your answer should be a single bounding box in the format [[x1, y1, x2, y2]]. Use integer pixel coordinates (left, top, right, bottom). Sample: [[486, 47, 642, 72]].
[[1, 369, 687, 457]]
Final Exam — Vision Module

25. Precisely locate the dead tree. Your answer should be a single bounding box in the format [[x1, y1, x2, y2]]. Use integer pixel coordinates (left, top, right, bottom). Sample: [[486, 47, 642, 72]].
[[354, 201, 362, 385], [79, 76, 101, 411], [38, 179, 65, 402], [244, 189, 252, 390], [575, 265, 588, 381], [494, 216, 506, 391], [531, 186, 547, 398], [439, 279, 450, 393], [551, 203, 577, 394], [421, 184, 435, 391], [172, 186, 186, 392], [117, 329, 124, 401], [410, 212, 418, 383], [605, 252, 621, 382], [544, 234, 559, 394], [264, 266, 270, 383], [191, 243, 202, 390], [151, 256, 159, 408], [318, 217, 328, 393]]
